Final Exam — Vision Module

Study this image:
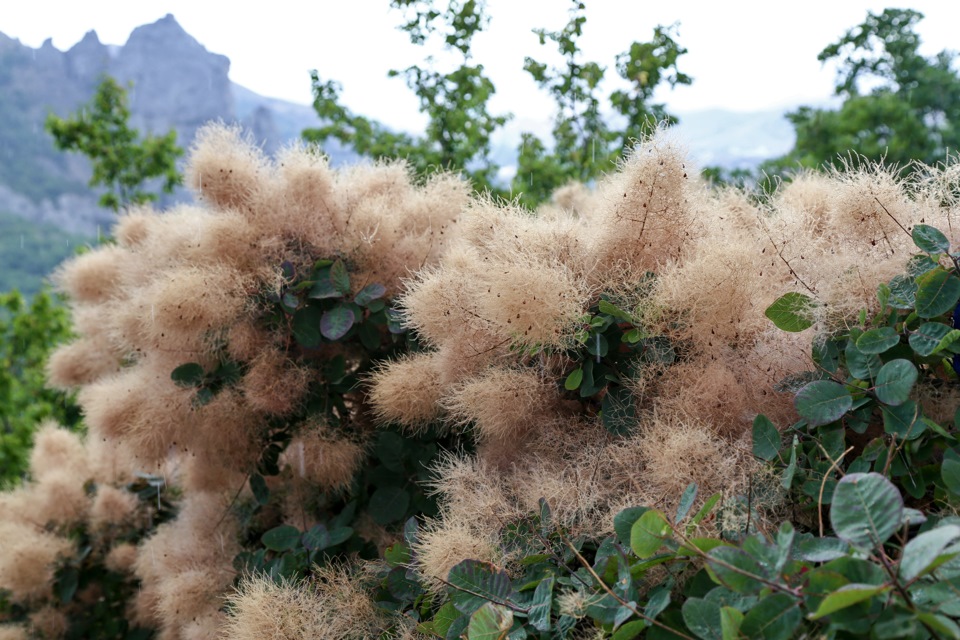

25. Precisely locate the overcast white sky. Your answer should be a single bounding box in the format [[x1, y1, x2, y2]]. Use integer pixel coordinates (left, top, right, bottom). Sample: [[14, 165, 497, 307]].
[[2, 1, 959, 134]]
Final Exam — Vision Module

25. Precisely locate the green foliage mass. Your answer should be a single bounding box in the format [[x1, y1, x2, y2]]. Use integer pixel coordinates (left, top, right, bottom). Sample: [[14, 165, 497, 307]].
[[769, 8, 960, 174], [45, 75, 184, 212], [305, 0, 690, 206], [0, 290, 80, 487]]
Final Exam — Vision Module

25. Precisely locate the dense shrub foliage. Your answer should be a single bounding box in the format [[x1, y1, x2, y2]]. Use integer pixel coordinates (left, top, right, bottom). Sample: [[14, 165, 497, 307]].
[[3, 121, 960, 639]]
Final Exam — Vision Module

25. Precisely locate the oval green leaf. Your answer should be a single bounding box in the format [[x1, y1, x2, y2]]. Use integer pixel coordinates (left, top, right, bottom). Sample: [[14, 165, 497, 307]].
[[171, 362, 204, 387], [739, 593, 801, 640], [630, 509, 671, 558], [912, 224, 950, 255], [809, 583, 891, 619], [369, 486, 410, 525], [856, 327, 900, 354], [354, 282, 386, 307], [261, 524, 301, 552], [898, 524, 960, 582], [764, 292, 815, 332], [830, 472, 903, 551], [752, 414, 781, 462], [467, 602, 512, 640], [873, 359, 917, 406], [320, 304, 355, 341], [915, 268, 960, 319], [909, 322, 953, 356], [681, 598, 722, 640], [794, 380, 852, 427]]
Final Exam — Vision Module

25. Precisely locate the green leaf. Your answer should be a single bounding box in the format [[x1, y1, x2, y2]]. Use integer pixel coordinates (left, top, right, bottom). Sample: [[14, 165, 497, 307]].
[[292, 304, 323, 348], [944, 448, 960, 496], [467, 602, 512, 640], [675, 483, 698, 524], [898, 524, 960, 582], [794, 380, 852, 426], [909, 321, 954, 356], [602, 385, 636, 436], [309, 268, 339, 299], [249, 473, 270, 506], [57, 565, 79, 604], [915, 268, 960, 319], [752, 414, 781, 462], [613, 621, 647, 640], [429, 602, 462, 637], [681, 598, 722, 640], [873, 359, 917, 406], [369, 486, 410, 525], [912, 224, 950, 254], [764, 292, 815, 332], [916, 612, 960, 638], [320, 304, 355, 340], [739, 593, 801, 640], [599, 299, 634, 322], [688, 493, 722, 531], [881, 401, 924, 439], [614, 506, 648, 546], [528, 576, 554, 632], [354, 282, 386, 306], [888, 274, 918, 309], [856, 327, 900, 354], [705, 547, 767, 594], [720, 607, 744, 640], [330, 259, 351, 295], [630, 510, 671, 558], [564, 367, 583, 391], [261, 525, 301, 552], [171, 362, 204, 387], [830, 472, 903, 551], [796, 536, 849, 562], [447, 560, 516, 615], [845, 340, 883, 380], [809, 583, 890, 619], [781, 437, 798, 489]]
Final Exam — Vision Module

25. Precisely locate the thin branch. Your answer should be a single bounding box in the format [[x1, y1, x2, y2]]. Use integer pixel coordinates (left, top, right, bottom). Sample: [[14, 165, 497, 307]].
[[817, 445, 854, 537], [874, 197, 911, 238]]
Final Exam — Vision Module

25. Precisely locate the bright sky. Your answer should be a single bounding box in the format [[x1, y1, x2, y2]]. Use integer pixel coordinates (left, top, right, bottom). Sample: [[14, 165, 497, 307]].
[[2, 1, 959, 134]]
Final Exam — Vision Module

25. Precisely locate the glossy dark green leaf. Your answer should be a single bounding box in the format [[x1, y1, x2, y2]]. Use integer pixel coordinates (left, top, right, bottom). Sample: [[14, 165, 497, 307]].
[[873, 359, 917, 406], [369, 486, 410, 525], [915, 268, 960, 318], [943, 448, 960, 496], [856, 326, 900, 354], [261, 524, 301, 552], [529, 576, 554, 632], [794, 380, 852, 426], [681, 597, 722, 640], [809, 583, 889, 619], [912, 223, 950, 254], [447, 560, 516, 615], [614, 506, 648, 546], [739, 593, 801, 640], [909, 322, 954, 356], [880, 400, 924, 439], [888, 274, 917, 309], [330, 259, 351, 295], [830, 473, 903, 551], [291, 304, 322, 347], [764, 292, 815, 332], [845, 340, 883, 380], [171, 362, 204, 387], [249, 473, 270, 506], [899, 524, 960, 582]]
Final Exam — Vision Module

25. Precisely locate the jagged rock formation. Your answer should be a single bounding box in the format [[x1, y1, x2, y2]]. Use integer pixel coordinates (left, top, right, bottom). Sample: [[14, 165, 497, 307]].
[[0, 14, 338, 236]]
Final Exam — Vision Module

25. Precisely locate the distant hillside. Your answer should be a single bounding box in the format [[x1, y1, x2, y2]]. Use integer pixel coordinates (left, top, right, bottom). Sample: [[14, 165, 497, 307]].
[[0, 14, 348, 237], [0, 211, 94, 296]]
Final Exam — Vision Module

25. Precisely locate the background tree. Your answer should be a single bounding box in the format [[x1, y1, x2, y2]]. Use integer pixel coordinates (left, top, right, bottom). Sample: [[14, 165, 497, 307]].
[[305, 0, 509, 193], [305, 0, 690, 207], [768, 8, 960, 174], [514, 0, 690, 206], [0, 290, 79, 486], [45, 75, 184, 212]]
